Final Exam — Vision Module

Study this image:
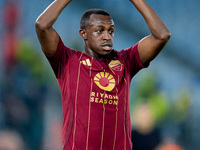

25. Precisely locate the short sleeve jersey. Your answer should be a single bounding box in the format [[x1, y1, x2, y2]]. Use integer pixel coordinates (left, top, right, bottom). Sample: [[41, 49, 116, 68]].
[[45, 37, 147, 150]]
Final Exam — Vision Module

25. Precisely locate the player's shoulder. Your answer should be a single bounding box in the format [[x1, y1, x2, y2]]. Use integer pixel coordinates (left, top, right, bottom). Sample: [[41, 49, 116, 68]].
[[117, 44, 138, 57]]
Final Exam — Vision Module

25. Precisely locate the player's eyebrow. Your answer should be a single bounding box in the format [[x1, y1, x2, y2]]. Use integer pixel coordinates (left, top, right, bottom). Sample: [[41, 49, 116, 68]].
[[94, 25, 115, 28]]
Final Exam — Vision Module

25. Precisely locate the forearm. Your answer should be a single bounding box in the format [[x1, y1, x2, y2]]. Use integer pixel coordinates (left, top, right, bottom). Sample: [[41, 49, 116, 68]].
[[35, 0, 71, 30], [130, 0, 170, 40]]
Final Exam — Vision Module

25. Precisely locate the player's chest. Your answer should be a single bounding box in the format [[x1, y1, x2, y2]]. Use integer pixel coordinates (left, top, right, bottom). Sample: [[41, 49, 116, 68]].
[[79, 55, 126, 89]]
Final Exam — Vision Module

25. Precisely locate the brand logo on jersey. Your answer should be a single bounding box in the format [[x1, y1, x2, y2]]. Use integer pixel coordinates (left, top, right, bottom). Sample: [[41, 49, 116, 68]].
[[108, 60, 122, 71], [80, 59, 91, 66], [94, 72, 115, 91]]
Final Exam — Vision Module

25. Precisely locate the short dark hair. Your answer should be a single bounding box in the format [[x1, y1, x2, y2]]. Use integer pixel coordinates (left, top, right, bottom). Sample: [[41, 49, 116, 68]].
[[80, 8, 111, 29]]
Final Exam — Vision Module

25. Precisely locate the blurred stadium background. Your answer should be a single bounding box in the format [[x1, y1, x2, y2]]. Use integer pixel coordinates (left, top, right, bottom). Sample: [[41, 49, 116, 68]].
[[0, 0, 200, 149]]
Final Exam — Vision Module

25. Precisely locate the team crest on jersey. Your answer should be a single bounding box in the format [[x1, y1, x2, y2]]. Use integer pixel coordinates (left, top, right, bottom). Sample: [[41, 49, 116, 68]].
[[108, 60, 122, 71], [94, 72, 115, 91]]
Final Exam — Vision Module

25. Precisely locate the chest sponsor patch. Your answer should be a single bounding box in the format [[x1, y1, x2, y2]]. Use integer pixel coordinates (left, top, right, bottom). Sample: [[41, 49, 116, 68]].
[[94, 72, 115, 91], [108, 60, 122, 71]]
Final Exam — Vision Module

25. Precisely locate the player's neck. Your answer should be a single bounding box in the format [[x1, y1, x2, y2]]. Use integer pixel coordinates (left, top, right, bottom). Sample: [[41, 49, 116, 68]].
[[84, 50, 111, 60]]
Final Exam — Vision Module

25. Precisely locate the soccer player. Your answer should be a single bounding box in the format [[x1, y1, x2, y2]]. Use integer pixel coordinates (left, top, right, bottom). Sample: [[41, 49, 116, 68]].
[[35, 0, 170, 149]]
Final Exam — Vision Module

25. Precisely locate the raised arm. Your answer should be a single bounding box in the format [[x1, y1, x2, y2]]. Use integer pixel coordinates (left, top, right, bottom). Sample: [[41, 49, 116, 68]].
[[35, 0, 72, 55], [130, 0, 171, 65]]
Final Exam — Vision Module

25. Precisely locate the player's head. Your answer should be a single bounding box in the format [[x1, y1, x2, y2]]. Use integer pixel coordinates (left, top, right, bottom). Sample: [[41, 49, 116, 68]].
[[79, 9, 115, 59], [80, 8, 112, 30]]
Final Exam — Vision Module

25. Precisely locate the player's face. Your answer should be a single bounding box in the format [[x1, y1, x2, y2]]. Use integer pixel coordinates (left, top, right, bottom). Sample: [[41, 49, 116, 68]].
[[81, 14, 115, 59]]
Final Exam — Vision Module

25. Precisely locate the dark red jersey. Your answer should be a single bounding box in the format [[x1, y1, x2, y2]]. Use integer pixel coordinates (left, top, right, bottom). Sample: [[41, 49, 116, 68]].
[[45, 37, 147, 150]]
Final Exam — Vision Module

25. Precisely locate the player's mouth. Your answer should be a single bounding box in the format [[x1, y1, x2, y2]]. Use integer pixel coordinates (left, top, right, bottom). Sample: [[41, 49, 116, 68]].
[[101, 43, 113, 51]]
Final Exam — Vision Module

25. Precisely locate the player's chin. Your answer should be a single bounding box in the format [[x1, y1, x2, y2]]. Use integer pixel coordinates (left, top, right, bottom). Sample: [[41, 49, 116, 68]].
[[101, 49, 112, 55], [96, 47, 112, 57]]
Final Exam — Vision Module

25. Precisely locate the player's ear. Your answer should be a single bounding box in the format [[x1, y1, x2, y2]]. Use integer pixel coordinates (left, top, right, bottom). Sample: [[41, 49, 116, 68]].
[[79, 29, 87, 40]]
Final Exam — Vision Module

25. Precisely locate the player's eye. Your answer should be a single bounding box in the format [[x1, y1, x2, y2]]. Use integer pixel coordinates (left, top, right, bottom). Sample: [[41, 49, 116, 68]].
[[96, 30, 103, 33], [109, 30, 114, 35]]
